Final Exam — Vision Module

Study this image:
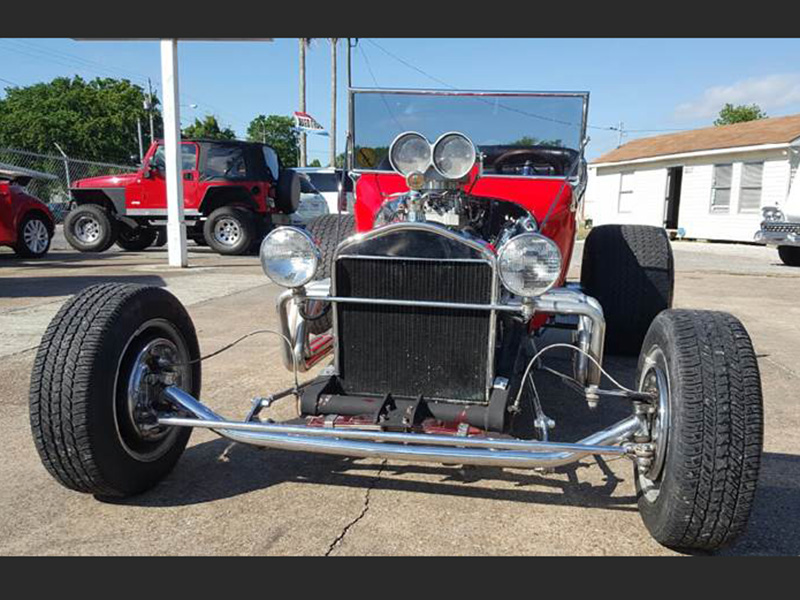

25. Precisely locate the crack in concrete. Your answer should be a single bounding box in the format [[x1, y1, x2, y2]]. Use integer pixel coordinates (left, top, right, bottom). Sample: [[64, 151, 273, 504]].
[[324, 460, 387, 557]]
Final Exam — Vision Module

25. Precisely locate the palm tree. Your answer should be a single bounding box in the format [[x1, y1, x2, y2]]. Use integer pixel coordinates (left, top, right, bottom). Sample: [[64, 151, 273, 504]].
[[329, 38, 338, 168]]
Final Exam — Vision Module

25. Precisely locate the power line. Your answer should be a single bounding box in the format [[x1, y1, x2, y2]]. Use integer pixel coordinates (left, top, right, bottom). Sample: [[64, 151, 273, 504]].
[[0, 40, 248, 135], [362, 38, 689, 137]]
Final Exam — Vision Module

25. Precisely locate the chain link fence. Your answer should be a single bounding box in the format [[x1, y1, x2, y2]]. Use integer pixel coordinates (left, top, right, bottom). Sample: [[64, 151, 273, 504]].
[[0, 148, 137, 223]]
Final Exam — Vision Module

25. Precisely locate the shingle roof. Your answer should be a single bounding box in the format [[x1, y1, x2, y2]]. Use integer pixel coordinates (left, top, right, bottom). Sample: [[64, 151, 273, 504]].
[[593, 113, 800, 165]]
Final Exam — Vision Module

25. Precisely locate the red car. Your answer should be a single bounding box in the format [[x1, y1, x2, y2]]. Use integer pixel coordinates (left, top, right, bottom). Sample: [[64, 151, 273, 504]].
[[30, 88, 764, 552], [64, 139, 300, 255], [0, 168, 55, 258]]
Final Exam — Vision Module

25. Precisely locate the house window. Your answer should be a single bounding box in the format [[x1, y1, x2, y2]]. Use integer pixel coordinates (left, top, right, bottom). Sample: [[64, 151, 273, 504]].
[[739, 162, 764, 213], [618, 171, 635, 213], [711, 164, 732, 213]]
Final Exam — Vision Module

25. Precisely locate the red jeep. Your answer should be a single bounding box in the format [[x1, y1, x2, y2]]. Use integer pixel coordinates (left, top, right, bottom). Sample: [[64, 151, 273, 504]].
[[64, 139, 300, 255], [30, 89, 764, 552], [0, 167, 55, 258]]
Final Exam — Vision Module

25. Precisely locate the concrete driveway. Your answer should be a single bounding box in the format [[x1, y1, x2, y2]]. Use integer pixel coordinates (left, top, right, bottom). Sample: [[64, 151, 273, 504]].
[[1, 232, 798, 555]]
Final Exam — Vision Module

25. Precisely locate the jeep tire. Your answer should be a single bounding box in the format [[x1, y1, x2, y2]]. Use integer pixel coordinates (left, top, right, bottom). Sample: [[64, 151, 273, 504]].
[[29, 284, 202, 497], [306, 214, 356, 334], [203, 206, 257, 255], [63, 204, 118, 253], [581, 224, 674, 355], [634, 310, 762, 551], [116, 222, 158, 251], [778, 245, 800, 266]]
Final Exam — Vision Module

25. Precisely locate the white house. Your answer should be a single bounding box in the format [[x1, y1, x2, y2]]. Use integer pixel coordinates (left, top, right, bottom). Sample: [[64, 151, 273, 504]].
[[584, 114, 800, 242]]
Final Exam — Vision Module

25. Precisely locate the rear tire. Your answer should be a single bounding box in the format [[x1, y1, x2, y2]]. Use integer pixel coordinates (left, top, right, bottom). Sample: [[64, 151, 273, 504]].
[[778, 245, 800, 266], [14, 212, 52, 258], [116, 222, 158, 251], [63, 204, 118, 253], [29, 284, 201, 498], [581, 224, 674, 355], [203, 206, 257, 255], [635, 310, 763, 551], [306, 214, 355, 334]]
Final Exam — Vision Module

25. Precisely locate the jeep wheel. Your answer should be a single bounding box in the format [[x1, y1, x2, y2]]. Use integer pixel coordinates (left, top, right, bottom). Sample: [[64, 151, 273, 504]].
[[634, 310, 762, 551], [306, 214, 355, 334], [778, 245, 800, 266], [63, 204, 118, 253], [153, 228, 168, 248], [14, 213, 52, 258], [203, 206, 257, 255], [116, 222, 158, 251], [581, 224, 674, 355], [29, 284, 201, 497]]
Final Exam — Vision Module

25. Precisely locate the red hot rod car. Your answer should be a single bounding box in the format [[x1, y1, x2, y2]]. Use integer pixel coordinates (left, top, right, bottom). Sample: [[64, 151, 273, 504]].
[[29, 89, 763, 552], [64, 139, 300, 255]]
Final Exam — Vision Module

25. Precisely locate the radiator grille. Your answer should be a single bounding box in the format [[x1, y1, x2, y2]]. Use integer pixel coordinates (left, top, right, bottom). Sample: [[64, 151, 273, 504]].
[[335, 257, 493, 402], [763, 222, 800, 234]]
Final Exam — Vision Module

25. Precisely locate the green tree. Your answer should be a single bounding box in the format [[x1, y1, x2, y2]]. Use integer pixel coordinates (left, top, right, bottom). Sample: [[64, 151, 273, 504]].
[[0, 75, 159, 163], [714, 103, 767, 126], [182, 115, 236, 140], [246, 114, 299, 168]]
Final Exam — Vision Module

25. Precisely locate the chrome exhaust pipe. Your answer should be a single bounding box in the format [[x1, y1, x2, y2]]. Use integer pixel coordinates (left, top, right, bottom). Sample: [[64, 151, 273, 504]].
[[160, 387, 640, 469]]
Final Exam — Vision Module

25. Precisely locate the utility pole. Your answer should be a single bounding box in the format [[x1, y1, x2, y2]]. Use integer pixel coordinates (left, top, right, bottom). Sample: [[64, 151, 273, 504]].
[[617, 121, 625, 147], [147, 78, 155, 144], [137, 117, 144, 162], [299, 39, 308, 167], [330, 38, 338, 168]]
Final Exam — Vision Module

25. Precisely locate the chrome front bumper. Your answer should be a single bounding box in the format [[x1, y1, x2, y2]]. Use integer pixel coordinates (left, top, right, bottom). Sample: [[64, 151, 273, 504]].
[[159, 386, 644, 469], [276, 281, 607, 390], [755, 221, 800, 247]]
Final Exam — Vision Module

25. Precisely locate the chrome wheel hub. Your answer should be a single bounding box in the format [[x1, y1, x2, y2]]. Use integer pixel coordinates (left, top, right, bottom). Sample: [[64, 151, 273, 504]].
[[115, 320, 191, 462], [23, 219, 49, 254], [636, 346, 670, 500], [213, 218, 241, 246], [74, 215, 101, 243]]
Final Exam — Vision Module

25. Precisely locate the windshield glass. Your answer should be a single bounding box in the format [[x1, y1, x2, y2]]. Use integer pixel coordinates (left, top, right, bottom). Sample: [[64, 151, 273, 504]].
[[351, 90, 587, 175]]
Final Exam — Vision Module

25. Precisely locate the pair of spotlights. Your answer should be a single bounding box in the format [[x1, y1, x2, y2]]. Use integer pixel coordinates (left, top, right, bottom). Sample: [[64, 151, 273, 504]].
[[389, 131, 477, 181]]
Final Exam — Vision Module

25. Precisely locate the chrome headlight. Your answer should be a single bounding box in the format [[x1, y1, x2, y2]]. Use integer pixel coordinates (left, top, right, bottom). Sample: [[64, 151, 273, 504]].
[[389, 132, 431, 175], [762, 206, 785, 222], [497, 233, 562, 297], [260, 227, 320, 288], [433, 132, 476, 180]]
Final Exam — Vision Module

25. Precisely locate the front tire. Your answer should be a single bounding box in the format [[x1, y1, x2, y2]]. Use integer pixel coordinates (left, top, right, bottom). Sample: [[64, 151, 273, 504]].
[[778, 245, 800, 266], [635, 310, 763, 551], [14, 213, 52, 258], [63, 204, 118, 253], [581, 224, 674, 355], [29, 284, 201, 497], [203, 206, 257, 255]]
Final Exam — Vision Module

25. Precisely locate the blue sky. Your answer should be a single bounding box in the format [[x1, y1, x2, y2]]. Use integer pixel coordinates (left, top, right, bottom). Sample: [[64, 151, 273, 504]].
[[2, 38, 800, 161]]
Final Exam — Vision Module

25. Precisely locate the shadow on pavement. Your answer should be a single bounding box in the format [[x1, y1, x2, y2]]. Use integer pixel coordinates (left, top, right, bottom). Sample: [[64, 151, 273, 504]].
[[0, 274, 166, 298], [109, 351, 644, 514], [103, 340, 800, 555]]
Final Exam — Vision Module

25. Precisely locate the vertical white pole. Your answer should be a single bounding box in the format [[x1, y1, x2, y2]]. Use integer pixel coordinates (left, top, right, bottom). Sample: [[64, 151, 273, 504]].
[[160, 39, 187, 268]]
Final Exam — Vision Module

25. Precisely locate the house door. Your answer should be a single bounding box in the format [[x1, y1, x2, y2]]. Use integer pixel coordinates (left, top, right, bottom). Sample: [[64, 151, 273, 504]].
[[664, 166, 683, 230]]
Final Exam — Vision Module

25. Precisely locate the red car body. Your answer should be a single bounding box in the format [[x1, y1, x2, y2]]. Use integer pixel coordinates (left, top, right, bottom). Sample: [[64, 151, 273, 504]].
[[353, 171, 576, 283], [0, 178, 55, 253]]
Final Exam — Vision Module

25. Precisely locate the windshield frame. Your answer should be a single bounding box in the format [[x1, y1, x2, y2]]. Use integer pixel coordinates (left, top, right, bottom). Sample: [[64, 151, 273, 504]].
[[347, 87, 589, 179]]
